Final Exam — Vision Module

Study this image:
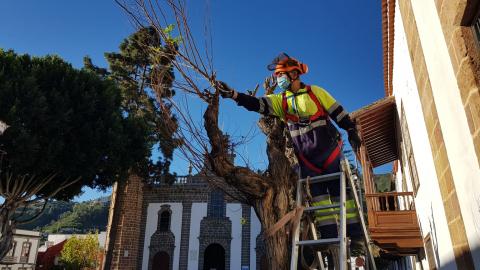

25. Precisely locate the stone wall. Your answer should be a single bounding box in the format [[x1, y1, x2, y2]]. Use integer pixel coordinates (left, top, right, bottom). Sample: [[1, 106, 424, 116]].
[[241, 204, 251, 268], [198, 217, 232, 269], [434, 0, 480, 167], [398, 0, 475, 268], [104, 175, 144, 270]]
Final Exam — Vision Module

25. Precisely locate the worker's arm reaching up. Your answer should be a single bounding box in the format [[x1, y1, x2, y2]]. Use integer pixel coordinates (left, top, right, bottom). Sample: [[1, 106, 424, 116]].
[[216, 81, 361, 151], [217, 81, 273, 115]]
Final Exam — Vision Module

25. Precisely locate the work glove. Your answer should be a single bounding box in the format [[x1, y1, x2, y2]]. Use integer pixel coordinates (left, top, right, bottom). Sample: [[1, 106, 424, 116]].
[[215, 81, 237, 99], [263, 75, 277, 95], [347, 127, 361, 152]]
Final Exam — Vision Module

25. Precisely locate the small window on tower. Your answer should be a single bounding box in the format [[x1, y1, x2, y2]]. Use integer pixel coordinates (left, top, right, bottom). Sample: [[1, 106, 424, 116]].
[[159, 210, 171, 232], [209, 190, 225, 217]]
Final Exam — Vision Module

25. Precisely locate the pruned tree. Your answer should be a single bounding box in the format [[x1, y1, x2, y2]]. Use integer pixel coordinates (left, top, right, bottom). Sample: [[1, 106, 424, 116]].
[[0, 49, 152, 259], [114, 0, 302, 268]]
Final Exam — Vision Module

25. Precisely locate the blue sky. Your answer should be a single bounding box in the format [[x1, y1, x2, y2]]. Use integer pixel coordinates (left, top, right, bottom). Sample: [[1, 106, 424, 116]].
[[0, 1, 388, 201]]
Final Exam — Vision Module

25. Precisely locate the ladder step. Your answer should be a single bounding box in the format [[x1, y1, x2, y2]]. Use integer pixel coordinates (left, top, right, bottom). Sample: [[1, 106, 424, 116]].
[[304, 204, 341, 212], [314, 210, 341, 216], [299, 172, 342, 184], [296, 238, 341, 246]]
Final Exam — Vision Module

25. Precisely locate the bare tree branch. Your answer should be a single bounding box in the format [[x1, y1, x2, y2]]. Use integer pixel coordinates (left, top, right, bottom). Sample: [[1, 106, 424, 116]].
[[16, 199, 49, 225], [115, 1, 298, 267]]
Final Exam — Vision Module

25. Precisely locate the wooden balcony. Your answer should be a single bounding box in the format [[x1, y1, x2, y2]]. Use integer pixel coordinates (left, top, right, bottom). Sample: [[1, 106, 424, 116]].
[[352, 97, 424, 256], [366, 192, 423, 255]]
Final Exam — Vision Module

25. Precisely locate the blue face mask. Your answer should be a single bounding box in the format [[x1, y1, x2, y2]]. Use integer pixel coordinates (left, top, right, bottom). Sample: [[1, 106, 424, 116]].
[[277, 75, 291, 90]]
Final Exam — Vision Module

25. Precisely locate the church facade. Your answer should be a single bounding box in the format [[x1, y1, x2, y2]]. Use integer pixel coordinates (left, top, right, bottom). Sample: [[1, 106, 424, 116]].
[[102, 174, 264, 270]]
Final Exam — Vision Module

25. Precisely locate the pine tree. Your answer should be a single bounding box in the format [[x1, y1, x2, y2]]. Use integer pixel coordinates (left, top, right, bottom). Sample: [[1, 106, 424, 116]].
[[0, 49, 151, 259], [97, 26, 180, 177]]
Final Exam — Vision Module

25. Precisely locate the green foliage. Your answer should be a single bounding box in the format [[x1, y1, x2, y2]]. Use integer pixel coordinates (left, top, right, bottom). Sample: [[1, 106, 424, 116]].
[[16, 197, 109, 233], [42, 198, 109, 233], [60, 232, 100, 270], [16, 200, 74, 231], [0, 49, 152, 200], [101, 26, 181, 177], [162, 24, 182, 45], [374, 173, 393, 192]]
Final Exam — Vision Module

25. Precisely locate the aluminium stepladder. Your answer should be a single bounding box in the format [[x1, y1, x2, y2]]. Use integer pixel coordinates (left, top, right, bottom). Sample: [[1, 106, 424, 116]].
[[290, 158, 377, 270]]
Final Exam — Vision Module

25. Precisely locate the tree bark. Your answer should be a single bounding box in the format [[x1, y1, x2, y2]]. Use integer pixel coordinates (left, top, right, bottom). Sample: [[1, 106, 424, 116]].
[[204, 94, 296, 269], [0, 195, 48, 260], [0, 199, 16, 260]]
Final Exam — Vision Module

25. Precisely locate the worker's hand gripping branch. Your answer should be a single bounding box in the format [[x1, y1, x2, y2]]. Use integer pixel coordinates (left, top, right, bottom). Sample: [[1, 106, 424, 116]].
[[216, 81, 237, 99]]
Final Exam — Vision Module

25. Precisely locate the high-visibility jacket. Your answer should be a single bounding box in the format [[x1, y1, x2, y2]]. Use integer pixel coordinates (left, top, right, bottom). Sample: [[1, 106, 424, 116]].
[[234, 84, 359, 226], [235, 84, 356, 176]]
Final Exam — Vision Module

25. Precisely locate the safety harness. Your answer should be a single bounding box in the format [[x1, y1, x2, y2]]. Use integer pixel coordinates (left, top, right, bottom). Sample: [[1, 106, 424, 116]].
[[281, 85, 342, 174], [281, 85, 326, 123]]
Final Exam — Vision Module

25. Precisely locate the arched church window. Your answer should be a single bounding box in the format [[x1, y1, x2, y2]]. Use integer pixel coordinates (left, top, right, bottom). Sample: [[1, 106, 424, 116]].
[[158, 209, 171, 231], [209, 190, 225, 217]]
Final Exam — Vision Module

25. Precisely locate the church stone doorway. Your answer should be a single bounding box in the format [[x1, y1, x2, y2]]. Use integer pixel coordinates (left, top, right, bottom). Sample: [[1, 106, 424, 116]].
[[203, 243, 225, 270], [152, 251, 170, 270]]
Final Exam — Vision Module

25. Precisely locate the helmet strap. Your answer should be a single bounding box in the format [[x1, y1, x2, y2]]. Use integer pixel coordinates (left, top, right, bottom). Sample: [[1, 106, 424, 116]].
[[288, 71, 302, 91]]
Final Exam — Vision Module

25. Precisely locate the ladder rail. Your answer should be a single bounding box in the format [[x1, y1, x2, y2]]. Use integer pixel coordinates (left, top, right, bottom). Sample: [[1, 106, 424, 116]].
[[290, 176, 303, 270], [291, 169, 347, 270], [290, 158, 377, 270], [298, 172, 342, 184], [342, 159, 377, 270], [291, 176, 326, 270], [305, 214, 326, 270], [339, 170, 347, 270]]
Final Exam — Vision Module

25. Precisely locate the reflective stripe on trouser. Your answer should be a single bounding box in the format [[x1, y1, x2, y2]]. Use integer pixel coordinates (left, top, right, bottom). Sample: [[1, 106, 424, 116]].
[[311, 195, 359, 226]]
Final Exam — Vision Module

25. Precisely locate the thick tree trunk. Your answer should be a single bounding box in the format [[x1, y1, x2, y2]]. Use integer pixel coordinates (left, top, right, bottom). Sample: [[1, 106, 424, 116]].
[[0, 201, 16, 260], [0, 197, 47, 260], [255, 185, 292, 269], [204, 94, 296, 269]]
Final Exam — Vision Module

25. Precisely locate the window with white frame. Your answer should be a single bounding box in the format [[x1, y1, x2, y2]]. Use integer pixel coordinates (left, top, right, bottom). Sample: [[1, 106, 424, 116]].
[[6, 241, 16, 257], [21, 241, 31, 258], [424, 233, 438, 270], [400, 104, 420, 195]]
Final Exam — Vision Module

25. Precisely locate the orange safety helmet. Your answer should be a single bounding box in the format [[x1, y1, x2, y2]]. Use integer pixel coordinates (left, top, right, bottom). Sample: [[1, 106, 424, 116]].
[[267, 52, 309, 75]]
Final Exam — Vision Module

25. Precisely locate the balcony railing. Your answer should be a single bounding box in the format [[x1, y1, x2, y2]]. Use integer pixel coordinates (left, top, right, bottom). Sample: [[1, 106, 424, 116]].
[[148, 175, 212, 186], [1, 256, 16, 263], [366, 191, 415, 212], [19, 256, 28, 263]]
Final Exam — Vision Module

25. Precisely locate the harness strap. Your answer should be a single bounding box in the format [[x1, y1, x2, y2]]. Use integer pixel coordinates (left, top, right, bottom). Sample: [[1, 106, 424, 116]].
[[281, 85, 326, 123], [298, 140, 343, 175], [307, 87, 324, 120]]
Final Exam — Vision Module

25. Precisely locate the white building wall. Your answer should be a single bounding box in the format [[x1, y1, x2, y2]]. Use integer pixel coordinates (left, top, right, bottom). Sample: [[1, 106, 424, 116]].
[[250, 207, 261, 270], [227, 203, 242, 270], [0, 230, 40, 270], [188, 203, 207, 270], [393, 1, 456, 269], [142, 202, 183, 270], [410, 0, 480, 266]]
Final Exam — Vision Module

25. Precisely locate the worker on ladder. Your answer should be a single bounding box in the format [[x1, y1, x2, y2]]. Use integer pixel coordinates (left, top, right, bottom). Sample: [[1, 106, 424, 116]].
[[217, 52, 363, 264]]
